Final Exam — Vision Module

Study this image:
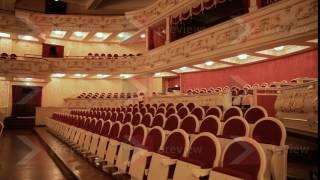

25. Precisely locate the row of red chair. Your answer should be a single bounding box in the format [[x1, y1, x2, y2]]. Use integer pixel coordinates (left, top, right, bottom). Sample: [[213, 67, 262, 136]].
[[85, 53, 143, 60], [0, 53, 17, 60], [186, 77, 317, 95], [77, 92, 144, 99], [49, 102, 287, 180]]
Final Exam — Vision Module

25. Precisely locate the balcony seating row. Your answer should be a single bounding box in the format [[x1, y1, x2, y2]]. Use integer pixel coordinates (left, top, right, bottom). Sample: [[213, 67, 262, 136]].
[[77, 92, 144, 99], [49, 102, 288, 180], [186, 77, 317, 95], [0, 53, 17, 60], [85, 53, 143, 60]]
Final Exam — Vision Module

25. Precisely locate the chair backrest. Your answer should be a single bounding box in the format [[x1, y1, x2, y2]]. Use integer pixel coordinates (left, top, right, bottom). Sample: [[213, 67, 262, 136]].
[[244, 106, 268, 124], [162, 129, 189, 158], [156, 107, 166, 115], [206, 106, 222, 119], [166, 103, 174, 110], [164, 114, 180, 131], [165, 107, 176, 117], [191, 107, 205, 121], [117, 112, 125, 122], [251, 117, 286, 146], [199, 115, 221, 135], [187, 133, 221, 168], [94, 119, 103, 134], [222, 106, 243, 122], [105, 111, 112, 120], [132, 113, 142, 126], [140, 107, 147, 116], [110, 111, 118, 122], [148, 107, 156, 116], [100, 120, 112, 137], [180, 115, 200, 134], [123, 112, 133, 123], [221, 137, 266, 180], [176, 103, 184, 110], [141, 113, 153, 127], [108, 122, 122, 139], [177, 106, 189, 119], [222, 116, 249, 138], [187, 103, 195, 112], [151, 114, 165, 127], [129, 124, 147, 146], [144, 126, 166, 152], [118, 123, 133, 143]]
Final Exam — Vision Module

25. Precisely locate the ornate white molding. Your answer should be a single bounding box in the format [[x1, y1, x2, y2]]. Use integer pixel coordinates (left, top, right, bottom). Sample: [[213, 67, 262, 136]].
[[0, 0, 317, 76], [0, 13, 33, 34], [14, 10, 136, 33]]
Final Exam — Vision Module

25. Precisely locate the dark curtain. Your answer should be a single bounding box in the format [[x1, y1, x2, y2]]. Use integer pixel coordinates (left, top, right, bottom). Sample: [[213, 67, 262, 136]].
[[42, 44, 64, 57], [148, 27, 166, 50], [11, 86, 42, 117]]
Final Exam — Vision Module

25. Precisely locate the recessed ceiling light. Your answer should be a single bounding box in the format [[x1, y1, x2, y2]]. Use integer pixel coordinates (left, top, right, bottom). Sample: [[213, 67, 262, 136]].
[[95, 32, 104, 38], [205, 61, 215, 66], [51, 30, 66, 38], [25, 78, 33, 81], [54, 0, 59, 2], [153, 72, 177, 77], [74, 32, 85, 37], [237, 54, 249, 60], [180, 67, 188, 70], [73, 74, 87, 78], [256, 45, 310, 56], [0, 32, 10, 38], [117, 32, 125, 38], [96, 74, 110, 78], [18, 35, 38, 41], [140, 33, 146, 38], [51, 73, 66, 78], [0, 76, 6, 81], [273, 46, 285, 51], [120, 74, 132, 79], [306, 39, 318, 43]]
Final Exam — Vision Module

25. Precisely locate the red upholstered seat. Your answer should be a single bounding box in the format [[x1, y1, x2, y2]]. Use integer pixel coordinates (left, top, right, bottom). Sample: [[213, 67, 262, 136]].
[[123, 112, 133, 123], [141, 113, 153, 127], [116, 112, 125, 122], [177, 106, 189, 119], [222, 106, 243, 122], [143, 127, 165, 152], [94, 120, 103, 134], [160, 130, 189, 159], [105, 111, 112, 121], [200, 115, 221, 135], [151, 114, 165, 127], [132, 113, 142, 126], [117, 123, 133, 143], [166, 103, 174, 110], [252, 117, 286, 146], [186, 103, 195, 111], [181, 133, 220, 168], [191, 107, 205, 121], [164, 114, 180, 131], [222, 116, 249, 138], [212, 137, 266, 180], [176, 103, 184, 110], [110, 111, 118, 122], [129, 125, 147, 147], [206, 106, 222, 119], [244, 106, 268, 124], [165, 107, 176, 117], [108, 122, 121, 139], [156, 107, 166, 115], [140, 107, 147, 116], [148, 107, 156, 116], [180, 115, 199, 134]]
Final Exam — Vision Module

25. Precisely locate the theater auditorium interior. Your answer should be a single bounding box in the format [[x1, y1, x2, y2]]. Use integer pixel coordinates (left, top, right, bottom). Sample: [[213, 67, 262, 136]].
[[0, 0, 318, 179]]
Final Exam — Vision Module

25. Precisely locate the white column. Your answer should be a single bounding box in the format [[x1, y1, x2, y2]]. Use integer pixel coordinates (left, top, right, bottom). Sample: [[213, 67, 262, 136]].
[[145, 28, 150, 50], [249, 0, 258, 12], [165, 17, 171, 44]]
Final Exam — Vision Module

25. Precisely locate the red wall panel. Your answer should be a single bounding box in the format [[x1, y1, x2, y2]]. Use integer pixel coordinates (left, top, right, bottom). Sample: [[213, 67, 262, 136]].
[[180, 50, 318, 92]]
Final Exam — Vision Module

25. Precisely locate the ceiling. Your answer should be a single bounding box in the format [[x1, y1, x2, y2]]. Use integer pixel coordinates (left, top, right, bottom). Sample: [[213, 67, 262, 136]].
[[0, 0, 157, 15]]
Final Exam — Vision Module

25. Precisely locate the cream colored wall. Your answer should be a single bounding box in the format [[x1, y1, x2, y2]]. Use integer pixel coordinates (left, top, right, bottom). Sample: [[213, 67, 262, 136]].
[[0, 38, 146, 57], [0, 80, 10, 109]]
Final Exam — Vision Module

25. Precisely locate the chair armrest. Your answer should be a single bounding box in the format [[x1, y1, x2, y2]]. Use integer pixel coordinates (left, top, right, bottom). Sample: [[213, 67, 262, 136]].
[[161, 158, 177, 166], [192, 168, 210, 178]]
